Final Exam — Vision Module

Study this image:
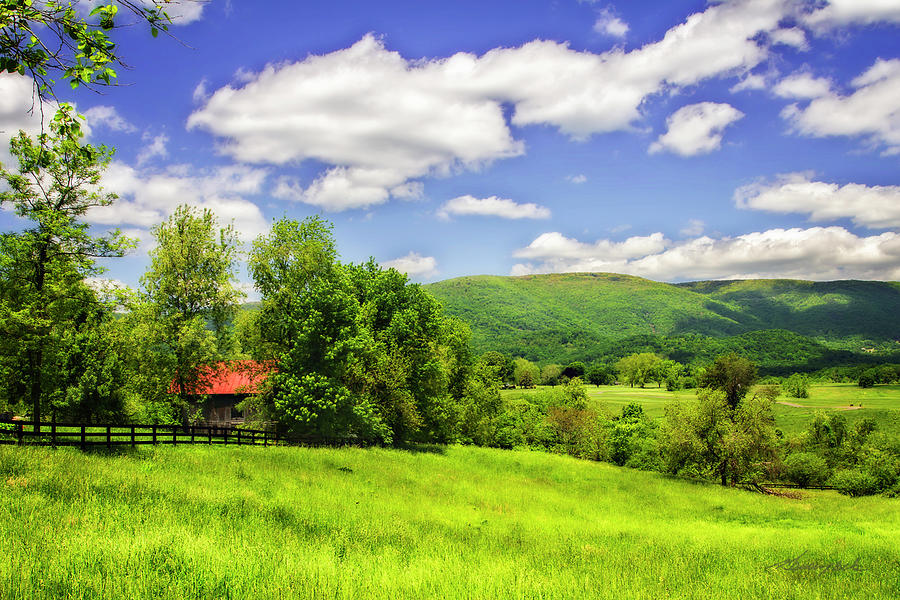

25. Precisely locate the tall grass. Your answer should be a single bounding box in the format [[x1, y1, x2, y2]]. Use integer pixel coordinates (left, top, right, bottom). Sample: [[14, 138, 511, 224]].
[[2, 444, 898, 599]]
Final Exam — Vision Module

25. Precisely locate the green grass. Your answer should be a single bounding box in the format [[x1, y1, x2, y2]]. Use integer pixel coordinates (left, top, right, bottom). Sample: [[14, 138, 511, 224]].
[[2, 443, 898, 599], [502, 383, 900, 436]]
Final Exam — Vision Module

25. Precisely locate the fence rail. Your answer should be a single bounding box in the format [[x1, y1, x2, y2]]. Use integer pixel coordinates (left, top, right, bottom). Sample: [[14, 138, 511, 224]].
[[0, 419, 369, 449]]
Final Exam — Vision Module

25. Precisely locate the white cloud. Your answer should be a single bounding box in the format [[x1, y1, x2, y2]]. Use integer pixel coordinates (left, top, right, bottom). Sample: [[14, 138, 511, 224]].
[[770, 27, 808, 49], [193, 78, 211, 104], [730, 73, 769, 92], [649, 102, 745, 156], [438, 195, 551, 220], [773, 72, 832, 99], [593, 8, 629, 37], [805, 0, 900, 30], [511, 228, 900, 281], [87, 162, 269, 242], [83, 105, 137, 133], [383, 252, 439, 280], [137, 133, 169, 165], [189, 1, 795, 210], [567, 174, 588, 184], [681, 219, 705, 236], [780, 58, 900, 154], [736, 173, 900, 229]]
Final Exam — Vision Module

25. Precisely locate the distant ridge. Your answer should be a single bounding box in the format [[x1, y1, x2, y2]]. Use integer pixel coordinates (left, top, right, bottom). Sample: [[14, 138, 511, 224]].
[[424, 273, 900, 370]]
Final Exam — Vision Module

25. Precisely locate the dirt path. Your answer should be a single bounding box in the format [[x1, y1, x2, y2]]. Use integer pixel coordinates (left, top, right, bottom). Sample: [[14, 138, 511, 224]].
[[776, 401, 805, 408]]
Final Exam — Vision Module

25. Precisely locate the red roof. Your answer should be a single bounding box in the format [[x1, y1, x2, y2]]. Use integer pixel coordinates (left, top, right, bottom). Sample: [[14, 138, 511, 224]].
[[169, 361, 272, 396]]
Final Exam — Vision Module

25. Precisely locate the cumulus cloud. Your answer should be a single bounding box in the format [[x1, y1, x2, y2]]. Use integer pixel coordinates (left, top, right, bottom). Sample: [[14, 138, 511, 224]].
[[649, 102, 745, 156], [87, 162, 269, 243], [189, 0, 795, 210], [593, 8, 629, 37], [83, 105, 137, 133], [383, 252, 439, 280], [438, 195, 551, 220], [511, 228, 900, 281], [805, 0, 900, 30], [780, 58, 900, 154], [773, 72, 832, 99], [137, 133, 169, 165], [567, 174, 588, 184], [735, 173, 900, 229]]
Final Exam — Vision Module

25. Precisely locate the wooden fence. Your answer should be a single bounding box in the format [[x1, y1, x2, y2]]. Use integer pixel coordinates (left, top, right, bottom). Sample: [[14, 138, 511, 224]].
[[0, 419, 369, 450]]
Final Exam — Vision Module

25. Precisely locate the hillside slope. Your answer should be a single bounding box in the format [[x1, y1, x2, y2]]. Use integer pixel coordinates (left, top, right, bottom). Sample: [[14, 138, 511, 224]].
[[425, 273, 900, 366]]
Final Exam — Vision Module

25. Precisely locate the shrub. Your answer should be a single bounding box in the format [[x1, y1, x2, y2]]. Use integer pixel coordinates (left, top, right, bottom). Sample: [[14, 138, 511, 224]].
[[783, 452, 829, 487], [858, 373, 875, 388], [783, 374, 810, 399], [829, 469, 880, 497]]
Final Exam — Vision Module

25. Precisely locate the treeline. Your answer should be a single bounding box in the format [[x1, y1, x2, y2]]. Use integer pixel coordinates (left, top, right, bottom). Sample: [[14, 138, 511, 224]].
[[473, 354, 900, 497]]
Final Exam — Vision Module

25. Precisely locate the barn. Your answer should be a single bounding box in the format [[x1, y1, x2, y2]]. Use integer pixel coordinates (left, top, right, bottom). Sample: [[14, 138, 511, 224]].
[[173, 361, 272, 426]]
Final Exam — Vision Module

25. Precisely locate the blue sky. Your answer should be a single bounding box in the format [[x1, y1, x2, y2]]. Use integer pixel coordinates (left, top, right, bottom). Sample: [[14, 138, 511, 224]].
[[2, 0, 899, 294]]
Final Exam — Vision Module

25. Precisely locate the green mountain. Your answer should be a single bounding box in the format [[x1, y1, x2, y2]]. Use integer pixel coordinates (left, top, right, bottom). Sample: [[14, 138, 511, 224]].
[[425, 273, 900, 370]]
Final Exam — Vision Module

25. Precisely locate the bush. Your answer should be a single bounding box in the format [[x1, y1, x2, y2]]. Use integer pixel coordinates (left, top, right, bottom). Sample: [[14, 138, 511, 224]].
[[858, 373, 875, 388], [783, 452, 829, 487], [829, 469, 880, 497], [783, 374, 810, 399]]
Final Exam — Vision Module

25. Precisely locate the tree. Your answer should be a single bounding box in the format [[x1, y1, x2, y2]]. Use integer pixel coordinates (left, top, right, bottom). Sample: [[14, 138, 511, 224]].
[[513, 357, 540, 388], [140, 204, 243, 411], [1, 1, 174, 102], [540, 363, 562, 386], [700, 353, 757, 409], [0, 104, 131, 428], [783, 373, 810, 399], [476, 351, 514, 385], [660, 387, 776, 486], [586, 361, 616, 386], [616, 353, 663, 388], [248, 217, 472, 444]]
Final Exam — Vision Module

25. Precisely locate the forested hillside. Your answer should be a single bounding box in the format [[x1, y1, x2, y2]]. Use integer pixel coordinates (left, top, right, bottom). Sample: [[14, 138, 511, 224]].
[[426, 273, 900, 369]]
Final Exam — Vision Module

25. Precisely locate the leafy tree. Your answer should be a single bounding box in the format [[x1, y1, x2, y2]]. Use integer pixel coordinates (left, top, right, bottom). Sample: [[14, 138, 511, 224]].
[[476, 351, 514, 385], [540, 363, 562, 386], [248, 217, 471, 444], [0, 105, 131, 427], [609, 402, 658, 468], [586, 361, 616, 386], [783, 452, 829, 488], [700, 353, 757, 409], [783, 373, 810, 399], [660, 382, 776, 486], [1, 1, 174, 101], [562, 361, 585, 380], [513, 357, 539, 388], [616, 353, 663, 388], [140, 205, 243, 411]]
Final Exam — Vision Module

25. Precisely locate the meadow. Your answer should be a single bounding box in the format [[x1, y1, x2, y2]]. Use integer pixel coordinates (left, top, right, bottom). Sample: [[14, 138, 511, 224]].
[[501, 382, 900, 436], [2, 443, 898, 599]]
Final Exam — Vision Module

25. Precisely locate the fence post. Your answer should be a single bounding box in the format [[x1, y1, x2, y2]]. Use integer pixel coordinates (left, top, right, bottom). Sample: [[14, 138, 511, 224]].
[[107, 425, 111, 449], [152, 425, 157, 445], [80, 425, 86, 450], [190, 426, 195, 444], [208, 426, 212, 445], [224, 427, 228, 446], [172, 426, 177, 446], [237, 428, 241, 446], [131, 426, 135, 447], [51, 420, 57, 449], [263, 431, 268, 447], [16, 422, 23, 446]]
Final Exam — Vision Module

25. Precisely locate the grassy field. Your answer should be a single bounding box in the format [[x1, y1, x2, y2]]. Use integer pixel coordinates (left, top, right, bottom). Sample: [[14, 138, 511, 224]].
[[2, 444, 899, 599], [501, 383, 900, 436]]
